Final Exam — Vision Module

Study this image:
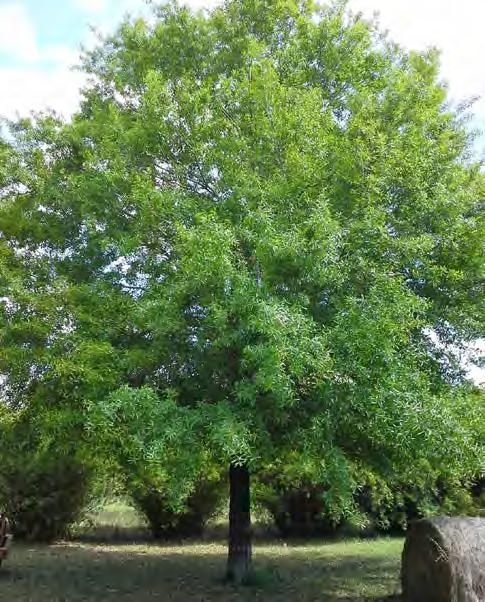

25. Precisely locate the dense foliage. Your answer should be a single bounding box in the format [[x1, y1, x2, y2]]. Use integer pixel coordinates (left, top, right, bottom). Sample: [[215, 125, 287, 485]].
[[0, 405, 91, 541], [257, 460, 483, 538], [0, 0, 483, 568], [131, 476, 224, 539]]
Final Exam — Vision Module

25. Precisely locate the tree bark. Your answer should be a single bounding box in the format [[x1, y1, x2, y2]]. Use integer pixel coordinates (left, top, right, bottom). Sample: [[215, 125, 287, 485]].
[[226, 463, 252, 583]]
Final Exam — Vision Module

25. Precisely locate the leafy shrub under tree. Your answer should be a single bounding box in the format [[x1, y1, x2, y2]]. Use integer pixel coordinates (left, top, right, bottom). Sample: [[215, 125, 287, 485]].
[[0, 406, 91, 542], [256, 464, 481, 538], [0, 454, 90, 542], [131, 477, 225, 539]]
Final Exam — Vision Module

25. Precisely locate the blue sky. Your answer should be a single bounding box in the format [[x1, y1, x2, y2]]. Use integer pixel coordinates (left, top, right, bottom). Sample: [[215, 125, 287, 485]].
[[2, 0, 95, 54], [0, 0, 148, 117]]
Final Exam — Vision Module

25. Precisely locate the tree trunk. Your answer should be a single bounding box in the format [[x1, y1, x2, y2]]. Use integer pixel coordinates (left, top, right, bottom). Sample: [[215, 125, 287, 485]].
[[226, 464, 252, 583], [402, 517, 485, 602]]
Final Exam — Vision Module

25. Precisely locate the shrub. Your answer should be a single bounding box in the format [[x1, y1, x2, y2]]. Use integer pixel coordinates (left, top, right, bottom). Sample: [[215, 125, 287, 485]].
[[0, 407, 91, 542], [0, 454, 90, 542], [354, 468, 480, 534], [470, 477, 484, 514], [131, 477, 224, 539], [256, 464, 480, 538], [257, 482, 339, 538]]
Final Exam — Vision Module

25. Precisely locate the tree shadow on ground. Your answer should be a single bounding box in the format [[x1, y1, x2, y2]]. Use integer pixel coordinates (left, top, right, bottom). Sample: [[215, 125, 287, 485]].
[[1, 541, 402, 601]]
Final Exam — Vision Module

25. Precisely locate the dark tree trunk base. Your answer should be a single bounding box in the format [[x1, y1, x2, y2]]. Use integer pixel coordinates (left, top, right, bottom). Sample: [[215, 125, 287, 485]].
[[226, 464, 252, 584]]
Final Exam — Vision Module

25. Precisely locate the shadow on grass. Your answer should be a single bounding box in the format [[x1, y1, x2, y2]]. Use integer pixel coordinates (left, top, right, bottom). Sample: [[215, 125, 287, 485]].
[[1, 540, 403, 602], [71, 525, 153, 543]]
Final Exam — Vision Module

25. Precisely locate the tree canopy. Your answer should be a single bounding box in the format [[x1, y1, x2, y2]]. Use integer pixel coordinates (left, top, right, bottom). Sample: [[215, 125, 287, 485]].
[[0, 0, 483, 579]]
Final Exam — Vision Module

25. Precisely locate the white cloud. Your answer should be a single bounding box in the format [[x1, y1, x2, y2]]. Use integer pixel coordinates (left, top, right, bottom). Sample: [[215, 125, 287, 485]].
[[180, 0, 220, 8], [0, 3, 80, 66], [0, 2, 39, 61], [0, 2, 82, 120], [41, 45, 81, 68], [0, 67, 86, 120], [75, 0, 109, 13]]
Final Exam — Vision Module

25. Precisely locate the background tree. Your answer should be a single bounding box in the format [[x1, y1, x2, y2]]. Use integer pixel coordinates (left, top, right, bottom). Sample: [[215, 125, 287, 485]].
[[1, 0, 483, 582]]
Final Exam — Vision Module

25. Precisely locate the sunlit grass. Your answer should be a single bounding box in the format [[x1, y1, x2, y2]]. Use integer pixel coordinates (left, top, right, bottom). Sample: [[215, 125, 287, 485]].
[[1, 537, 403, 601]]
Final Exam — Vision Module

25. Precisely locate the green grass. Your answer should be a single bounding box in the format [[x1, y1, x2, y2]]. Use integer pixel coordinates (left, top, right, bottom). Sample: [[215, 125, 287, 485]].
[[89, 500, 144, 528], [1, 537, 403, 601], [1, 501, 403, 600]]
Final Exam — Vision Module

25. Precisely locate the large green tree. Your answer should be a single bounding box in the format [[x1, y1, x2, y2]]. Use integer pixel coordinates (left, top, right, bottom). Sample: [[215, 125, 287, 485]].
[[1, 0, 483, 581]]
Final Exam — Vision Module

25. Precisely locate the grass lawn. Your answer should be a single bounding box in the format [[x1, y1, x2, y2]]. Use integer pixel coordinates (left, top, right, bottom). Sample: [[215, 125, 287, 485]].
[[0, 537, 403, 601]]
